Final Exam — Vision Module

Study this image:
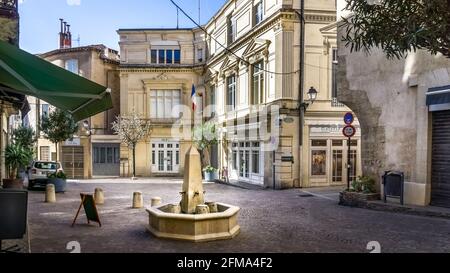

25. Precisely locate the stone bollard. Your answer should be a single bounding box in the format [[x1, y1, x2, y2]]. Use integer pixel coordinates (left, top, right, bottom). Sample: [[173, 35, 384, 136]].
[[205, 202, 218, 213], [167, 204, 181, 214], [45, 184, 56, 203], [132, 192, 143, 208], [94, 188, 104, 205], [195, 204, 210, 214], [151, 197, 162, 207]]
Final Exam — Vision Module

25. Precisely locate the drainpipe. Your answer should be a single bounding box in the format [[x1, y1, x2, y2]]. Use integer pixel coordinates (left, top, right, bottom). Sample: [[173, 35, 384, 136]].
[[295, 1, 305, 188]]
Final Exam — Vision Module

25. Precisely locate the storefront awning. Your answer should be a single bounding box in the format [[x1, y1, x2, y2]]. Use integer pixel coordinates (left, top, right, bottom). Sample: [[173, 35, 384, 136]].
[[0, 40, 112, 121], [426, 85, 450, 111]]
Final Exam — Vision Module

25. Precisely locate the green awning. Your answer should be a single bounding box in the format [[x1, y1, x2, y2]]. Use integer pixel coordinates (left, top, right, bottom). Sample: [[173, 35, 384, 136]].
[[0, 40, 112, 121]]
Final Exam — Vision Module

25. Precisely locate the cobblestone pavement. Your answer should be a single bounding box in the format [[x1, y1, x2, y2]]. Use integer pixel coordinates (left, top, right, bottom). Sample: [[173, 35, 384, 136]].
[[26, 178, 450, 253]]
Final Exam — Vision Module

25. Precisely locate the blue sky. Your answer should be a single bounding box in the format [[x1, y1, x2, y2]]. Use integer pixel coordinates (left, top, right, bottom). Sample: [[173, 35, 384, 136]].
[[18, 0, 227, 54]]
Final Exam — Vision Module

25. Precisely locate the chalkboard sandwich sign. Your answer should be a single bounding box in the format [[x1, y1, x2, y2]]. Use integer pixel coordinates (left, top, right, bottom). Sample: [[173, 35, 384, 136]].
[[71, 193, 102, 227]]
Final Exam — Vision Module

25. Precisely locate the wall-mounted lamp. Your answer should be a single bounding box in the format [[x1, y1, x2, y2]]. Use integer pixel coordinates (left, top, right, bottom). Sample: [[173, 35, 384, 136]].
[[300, 86, 318, 111], [83, 120, 93, 136]]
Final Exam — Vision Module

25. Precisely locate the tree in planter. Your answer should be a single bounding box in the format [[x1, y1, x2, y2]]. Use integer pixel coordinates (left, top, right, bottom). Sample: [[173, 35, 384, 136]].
[[341, 0, 450, 59], [40, 109, 78, 161], [11, 126, 36, 177], [3, 144, 33, 188], [111, 111, 150, 178], [192, 122, 218, 170]]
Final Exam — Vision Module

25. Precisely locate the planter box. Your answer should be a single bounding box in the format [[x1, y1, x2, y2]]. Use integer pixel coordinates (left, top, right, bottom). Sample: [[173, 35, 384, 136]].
[[339, 191, 380, 207], [47, 178, 67, 193], [2, 179, 24, 189], [204, 171, 218, 182]]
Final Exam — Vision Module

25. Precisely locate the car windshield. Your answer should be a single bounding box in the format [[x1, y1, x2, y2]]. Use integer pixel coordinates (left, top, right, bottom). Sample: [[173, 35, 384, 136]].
[[34, 162, 60, 170]]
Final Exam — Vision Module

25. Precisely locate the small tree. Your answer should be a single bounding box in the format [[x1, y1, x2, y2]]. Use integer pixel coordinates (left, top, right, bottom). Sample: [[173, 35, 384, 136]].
[[111, 111, 150, 178], [11, 126, 36, 174], [40, 109, 78, 161], [342, 0, 450, 59], [192, 122, 218, 169]]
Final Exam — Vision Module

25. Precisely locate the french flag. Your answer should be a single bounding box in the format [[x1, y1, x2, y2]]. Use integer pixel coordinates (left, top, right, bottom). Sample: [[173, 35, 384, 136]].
[[191, 84, 197, 111]]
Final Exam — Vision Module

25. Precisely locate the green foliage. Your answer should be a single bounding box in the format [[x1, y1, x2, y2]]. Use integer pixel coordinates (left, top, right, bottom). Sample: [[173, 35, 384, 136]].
[[12, 126, 36, 150], [203, 165, 218, 173], [342, 0, 449, 59], [10, 126, 35, 169], [40, 109, 78, 145], [351, 175, 377, 193], [192, 122, 218, 151], [5, 144, 33, 179], [48, 170, 67, 180]]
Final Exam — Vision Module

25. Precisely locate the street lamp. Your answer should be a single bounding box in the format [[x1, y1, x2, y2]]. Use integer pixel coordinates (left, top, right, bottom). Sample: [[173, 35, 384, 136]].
[[300, 86, 318, 111]]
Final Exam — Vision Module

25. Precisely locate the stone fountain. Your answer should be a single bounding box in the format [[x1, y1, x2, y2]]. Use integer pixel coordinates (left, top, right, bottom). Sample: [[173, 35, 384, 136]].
[[146, 146, 240, 242]]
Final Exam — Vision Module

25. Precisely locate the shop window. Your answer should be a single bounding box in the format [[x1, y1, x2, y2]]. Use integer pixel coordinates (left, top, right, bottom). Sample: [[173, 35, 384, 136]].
[[311, 150, 327, 176], [332, 150, 343, 182], [232, 150, 238, 170], [252, 150, 260, 174]]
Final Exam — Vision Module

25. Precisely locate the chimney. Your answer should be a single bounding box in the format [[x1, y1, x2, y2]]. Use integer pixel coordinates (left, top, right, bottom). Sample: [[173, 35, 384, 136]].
[[66, 24, 72, 48], [59, 19, 72, 49], [59, 18, 64, 49]]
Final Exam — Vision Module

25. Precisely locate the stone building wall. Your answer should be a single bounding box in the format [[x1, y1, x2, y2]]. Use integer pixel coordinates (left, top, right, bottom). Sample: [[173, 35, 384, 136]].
[[337, 24, 450, 205]]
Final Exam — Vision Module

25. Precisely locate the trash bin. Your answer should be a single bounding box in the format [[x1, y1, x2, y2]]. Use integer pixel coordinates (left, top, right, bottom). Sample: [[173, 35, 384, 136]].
[[382, 171, 404, 205]]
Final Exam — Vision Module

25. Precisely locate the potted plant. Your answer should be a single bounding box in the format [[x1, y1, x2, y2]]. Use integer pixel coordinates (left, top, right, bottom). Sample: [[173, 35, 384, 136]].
[[3, 144, 32, 189], [203, 165, 218, 182], [339, 175, 380, 207], [47, 170, 67, 193]]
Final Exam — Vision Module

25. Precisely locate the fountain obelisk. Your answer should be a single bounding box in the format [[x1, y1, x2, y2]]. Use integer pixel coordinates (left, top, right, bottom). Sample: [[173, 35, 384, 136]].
[[180, 146, 205, 214]]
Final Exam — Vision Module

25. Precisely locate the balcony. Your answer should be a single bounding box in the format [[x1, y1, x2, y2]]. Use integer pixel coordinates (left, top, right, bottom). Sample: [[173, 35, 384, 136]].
[[0, 0, 18, 17]]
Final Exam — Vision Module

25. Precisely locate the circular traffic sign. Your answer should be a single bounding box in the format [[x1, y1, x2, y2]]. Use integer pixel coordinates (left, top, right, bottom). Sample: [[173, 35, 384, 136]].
[[342, 125, 356, 138], [344, 112, 354, 125]]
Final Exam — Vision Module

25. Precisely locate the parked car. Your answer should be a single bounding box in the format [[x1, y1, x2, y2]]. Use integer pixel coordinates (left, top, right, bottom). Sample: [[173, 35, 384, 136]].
[[27, 161, 63, 190]]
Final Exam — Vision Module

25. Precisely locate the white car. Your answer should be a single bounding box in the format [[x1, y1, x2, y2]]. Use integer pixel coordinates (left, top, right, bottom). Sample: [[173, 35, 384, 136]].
[[27, 161, 63, 189]]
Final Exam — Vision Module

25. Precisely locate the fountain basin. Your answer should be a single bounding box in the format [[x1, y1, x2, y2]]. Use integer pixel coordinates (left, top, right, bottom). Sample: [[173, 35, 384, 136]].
[[146, 203, 240, 242]]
